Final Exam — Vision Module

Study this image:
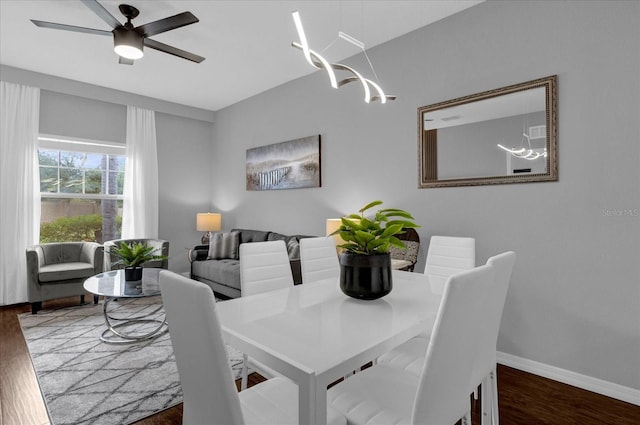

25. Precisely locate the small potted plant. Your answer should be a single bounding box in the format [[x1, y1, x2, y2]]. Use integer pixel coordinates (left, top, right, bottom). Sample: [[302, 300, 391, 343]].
[[111, 241, 168, 281], [330, 200, 419, 300]]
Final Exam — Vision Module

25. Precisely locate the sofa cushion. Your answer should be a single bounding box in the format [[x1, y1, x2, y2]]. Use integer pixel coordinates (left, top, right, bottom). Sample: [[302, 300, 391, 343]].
[[41, 243, 83, 265], [233, 229, 270, 244], [208, 231, 240, 260], [267, 232, 301, 260], [39, 262, 96, 282], [192, 259, 241, 291]]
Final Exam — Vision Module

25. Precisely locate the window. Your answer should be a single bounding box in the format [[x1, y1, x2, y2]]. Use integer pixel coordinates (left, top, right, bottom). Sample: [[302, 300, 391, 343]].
[[38, 135, 126, 243]]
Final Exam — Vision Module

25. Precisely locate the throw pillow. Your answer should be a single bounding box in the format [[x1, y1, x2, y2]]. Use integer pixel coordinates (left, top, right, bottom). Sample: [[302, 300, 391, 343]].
[[208, 231, 240, 260], [286, 237, 300, 260], [267, 232, 300, 260]]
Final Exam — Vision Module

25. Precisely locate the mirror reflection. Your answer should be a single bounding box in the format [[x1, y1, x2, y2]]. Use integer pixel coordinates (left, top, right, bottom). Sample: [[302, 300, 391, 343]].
[[418, 75, 557, 188]]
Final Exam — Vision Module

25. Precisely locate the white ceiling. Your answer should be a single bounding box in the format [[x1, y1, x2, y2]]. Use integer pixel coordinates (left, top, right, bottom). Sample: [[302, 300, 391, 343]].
[[0, 0, 482, 112], [423, 87, 547, 130]]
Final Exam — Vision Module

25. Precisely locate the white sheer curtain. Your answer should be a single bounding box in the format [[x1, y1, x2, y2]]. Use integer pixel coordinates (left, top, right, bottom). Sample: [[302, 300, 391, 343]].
[[122, 106, 159, 239], [0, 81, 40, 305]]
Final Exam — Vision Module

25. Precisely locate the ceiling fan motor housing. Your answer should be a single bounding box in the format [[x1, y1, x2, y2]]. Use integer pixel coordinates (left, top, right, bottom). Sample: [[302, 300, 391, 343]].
[[113, 26, 143, 59]]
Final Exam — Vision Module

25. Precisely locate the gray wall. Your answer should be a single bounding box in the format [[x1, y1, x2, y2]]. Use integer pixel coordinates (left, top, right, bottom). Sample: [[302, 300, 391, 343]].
[[1, 66, 215, 274], [40, 90, 127, 143], [211, 1, 640, 390]]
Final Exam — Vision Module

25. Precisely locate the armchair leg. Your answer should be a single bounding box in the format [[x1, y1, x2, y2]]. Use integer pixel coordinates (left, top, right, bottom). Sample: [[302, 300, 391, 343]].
[[80, 295, 86, 305], [31, 302, 42, 314], [94, 295, 100, 304]]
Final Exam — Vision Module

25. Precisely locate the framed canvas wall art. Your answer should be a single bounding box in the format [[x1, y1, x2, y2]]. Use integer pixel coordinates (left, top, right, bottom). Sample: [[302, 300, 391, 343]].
[[246, 135, 321, 191]]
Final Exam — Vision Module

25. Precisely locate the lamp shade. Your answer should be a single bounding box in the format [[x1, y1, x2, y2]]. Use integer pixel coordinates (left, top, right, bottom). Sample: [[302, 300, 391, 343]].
[[197, 213, 222, 232], [326, 218, 342, 236], [326, 218, 346, 247]]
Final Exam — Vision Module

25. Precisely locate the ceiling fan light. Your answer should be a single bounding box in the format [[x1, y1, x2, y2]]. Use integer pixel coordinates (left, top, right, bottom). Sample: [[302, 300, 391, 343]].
[[113, 27, 143, 60]]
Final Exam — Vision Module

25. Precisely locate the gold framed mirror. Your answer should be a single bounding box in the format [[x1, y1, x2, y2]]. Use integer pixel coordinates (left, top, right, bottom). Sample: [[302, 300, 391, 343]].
[[418, 75, 557, 188]]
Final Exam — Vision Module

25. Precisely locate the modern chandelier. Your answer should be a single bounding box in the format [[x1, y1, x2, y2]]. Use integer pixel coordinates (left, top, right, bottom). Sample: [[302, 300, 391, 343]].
[[497, 132, 548, 161], [291, 11, 395, 104]]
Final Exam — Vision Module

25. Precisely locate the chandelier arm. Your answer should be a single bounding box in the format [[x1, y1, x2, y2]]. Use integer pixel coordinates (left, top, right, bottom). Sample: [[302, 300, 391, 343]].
[[370, 95, 396, 103], [497, 144, 526, 154], [292, 42, 338, 88], [364, 79, 387, 104], [292, 11, 315, 68], [336, 76, 358, 87], [333, 63, 371, 103]]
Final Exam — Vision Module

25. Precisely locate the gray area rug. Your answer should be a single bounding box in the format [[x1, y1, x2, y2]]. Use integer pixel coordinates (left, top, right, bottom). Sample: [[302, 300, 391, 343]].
[[19, 297, 246, 425]]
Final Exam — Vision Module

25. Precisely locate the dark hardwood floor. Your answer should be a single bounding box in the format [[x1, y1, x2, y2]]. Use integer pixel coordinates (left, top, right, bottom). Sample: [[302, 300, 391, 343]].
[[2, 297, 638, 425]]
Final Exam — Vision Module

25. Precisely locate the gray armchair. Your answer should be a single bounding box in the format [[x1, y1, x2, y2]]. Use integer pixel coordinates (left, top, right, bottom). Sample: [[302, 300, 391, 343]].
[[26, 242, 104, 314], [103, 238, 169, 271]]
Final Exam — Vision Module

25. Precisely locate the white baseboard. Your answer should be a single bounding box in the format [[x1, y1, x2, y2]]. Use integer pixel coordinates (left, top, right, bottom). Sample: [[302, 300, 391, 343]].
[[497, 351, 640, 406]]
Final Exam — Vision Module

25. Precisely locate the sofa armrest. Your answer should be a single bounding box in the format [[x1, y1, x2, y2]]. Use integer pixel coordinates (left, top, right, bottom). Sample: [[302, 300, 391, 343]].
[[80, 242, 97, 263], [26, 247, 43, 300], [80, 242, 104, 273], [26, 247, 43, 273], [148, 240, 170, 269]]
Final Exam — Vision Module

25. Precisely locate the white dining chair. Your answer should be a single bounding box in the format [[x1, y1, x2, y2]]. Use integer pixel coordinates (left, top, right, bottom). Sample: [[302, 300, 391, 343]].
[[159, 271, 346, 425], [376, 235, 476, 370], [470, 251, 516, 425], [425, 235, 476, 294], [240, 240, 294, 296], [299, 237, 340, 284], [327, 264, 495, 425], [375, 252, 515, 425], [239, 240, 294, 389]]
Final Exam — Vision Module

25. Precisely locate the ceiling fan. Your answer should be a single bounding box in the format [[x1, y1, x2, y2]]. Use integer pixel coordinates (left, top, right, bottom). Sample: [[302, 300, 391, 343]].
[[31, 0, 205, 65]]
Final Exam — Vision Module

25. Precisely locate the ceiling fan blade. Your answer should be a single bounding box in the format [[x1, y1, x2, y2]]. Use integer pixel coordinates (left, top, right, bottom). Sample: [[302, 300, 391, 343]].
[[31, 19, 112, 36], [119, 56, 134, 65], [135, 12, 199, 37], [80, 0, 121, 29], [144, 38, 205, 63]]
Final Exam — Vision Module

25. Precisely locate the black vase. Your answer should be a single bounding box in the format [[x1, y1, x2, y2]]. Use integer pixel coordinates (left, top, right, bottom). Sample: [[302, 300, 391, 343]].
[[339, 252, 393, 300], [124, 266, 143, 281]]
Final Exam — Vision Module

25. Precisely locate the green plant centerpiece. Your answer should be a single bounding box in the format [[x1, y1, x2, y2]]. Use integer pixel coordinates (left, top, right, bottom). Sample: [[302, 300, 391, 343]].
[[331, 200, 419, 300], [111, 241, 168, 281]]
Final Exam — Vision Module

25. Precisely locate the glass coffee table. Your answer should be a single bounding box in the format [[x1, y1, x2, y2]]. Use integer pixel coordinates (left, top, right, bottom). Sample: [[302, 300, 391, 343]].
[[83, 268, 168, 344]]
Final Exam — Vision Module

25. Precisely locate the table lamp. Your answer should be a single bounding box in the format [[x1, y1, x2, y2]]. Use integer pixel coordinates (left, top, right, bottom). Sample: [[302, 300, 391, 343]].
[[326, 218, 345, 251], [197, 212, 221, 244]]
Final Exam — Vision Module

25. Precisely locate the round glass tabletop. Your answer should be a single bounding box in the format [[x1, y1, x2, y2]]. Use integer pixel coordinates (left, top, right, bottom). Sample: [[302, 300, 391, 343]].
[[83, 268, 161, 298]]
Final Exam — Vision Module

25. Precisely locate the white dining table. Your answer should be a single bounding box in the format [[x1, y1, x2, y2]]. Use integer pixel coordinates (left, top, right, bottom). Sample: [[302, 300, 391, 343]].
[[216, 270, 443, 425]]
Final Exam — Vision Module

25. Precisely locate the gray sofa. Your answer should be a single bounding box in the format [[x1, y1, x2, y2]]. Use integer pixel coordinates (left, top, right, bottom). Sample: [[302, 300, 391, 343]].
[[189, 229, 313, 298]]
